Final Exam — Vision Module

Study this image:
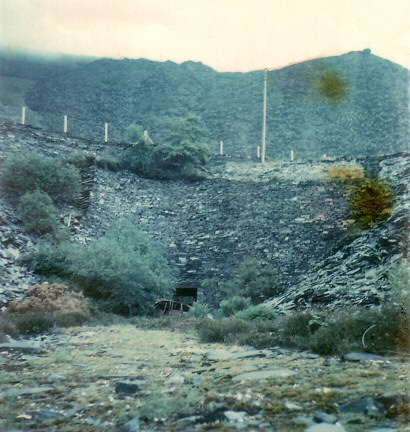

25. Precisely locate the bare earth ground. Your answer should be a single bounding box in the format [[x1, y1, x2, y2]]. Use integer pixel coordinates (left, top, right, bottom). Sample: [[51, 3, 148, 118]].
[[0, 323, 409, 431]]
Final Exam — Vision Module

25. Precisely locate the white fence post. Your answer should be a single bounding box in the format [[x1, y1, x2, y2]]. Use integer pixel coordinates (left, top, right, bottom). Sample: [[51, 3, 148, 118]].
[[291, 149, 295, 161], [64, 115, 68, 133], [257, 146, 261, 159], [21, 107, 26, 125], [219, 141, 224, 156], [105, 122, 109, 143]]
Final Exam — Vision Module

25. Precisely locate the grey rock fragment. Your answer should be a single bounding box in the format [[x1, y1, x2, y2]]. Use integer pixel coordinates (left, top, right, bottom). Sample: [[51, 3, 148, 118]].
[[305, 424, 346, 432], [343, 352, 386, 362], [115, 381, 140, 394], [313, 411, 338, 424], [124, 416, 141, 431], [338, 397, 385, 415], [34, 408, 66, 421], [233, 368, 296, 381]]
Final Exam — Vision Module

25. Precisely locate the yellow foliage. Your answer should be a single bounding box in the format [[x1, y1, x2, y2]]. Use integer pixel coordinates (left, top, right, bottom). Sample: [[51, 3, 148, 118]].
[[327, 165, 365, 182]]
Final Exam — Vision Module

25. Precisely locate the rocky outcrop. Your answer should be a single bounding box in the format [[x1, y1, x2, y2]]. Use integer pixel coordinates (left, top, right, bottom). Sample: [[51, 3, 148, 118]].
[[267, 153, 409, 311]]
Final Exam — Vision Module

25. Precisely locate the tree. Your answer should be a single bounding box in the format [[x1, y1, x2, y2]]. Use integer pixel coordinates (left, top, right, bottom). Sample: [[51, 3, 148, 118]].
[[123, 114, 211, 179], [123, 133, 155, 175], [155, 114, 211, 173]]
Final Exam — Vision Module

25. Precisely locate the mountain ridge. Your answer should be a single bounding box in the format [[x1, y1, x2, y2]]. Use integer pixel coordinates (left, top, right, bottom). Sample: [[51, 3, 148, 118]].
[[1, 49, 409, 160]]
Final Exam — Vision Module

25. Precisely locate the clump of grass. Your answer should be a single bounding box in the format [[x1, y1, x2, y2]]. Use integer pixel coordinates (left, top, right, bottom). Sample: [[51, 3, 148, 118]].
[[327, 165, 365, 182]]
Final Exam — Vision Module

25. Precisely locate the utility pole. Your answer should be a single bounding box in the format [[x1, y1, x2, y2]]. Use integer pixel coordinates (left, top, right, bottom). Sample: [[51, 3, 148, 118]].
[[261, 68, 268, 164]]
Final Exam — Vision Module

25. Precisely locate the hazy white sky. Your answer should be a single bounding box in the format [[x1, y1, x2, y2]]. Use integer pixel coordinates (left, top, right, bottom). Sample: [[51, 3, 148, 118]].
[[0, 0, 409, 72]]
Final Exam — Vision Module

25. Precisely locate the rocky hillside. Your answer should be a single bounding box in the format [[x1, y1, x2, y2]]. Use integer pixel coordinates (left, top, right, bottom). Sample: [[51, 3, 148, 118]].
[[0, 119, 408, 311], [1, 50, 408, 160]]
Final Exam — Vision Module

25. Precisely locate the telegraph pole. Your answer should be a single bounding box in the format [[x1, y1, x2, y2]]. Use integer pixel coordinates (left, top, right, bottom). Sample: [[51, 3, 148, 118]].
[[261, 68, 268, 164]]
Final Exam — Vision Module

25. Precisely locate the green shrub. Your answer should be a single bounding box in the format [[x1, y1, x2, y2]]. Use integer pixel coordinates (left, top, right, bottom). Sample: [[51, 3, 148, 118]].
[[226, 320, 277, 348], [196, 317, 276, 348], [11, 312, 54, 335], [125, 124, 145, 143], [219, 296, 251, 317], [349, 176, 393, 228], [94, 156, 122, 171], [123, 114, 211, 179], [196, 317, 250, 343], [275, 305, 409, 355], [65, 152, 95, 170], [238, 259, 284, 303], [17, 190, 61, 235], [24, 239, 74, 276], [53, 312, 91, 327], [196, 301, 409, 355], [28, 220, 177, 315], [188, 302, 210, 318], [1, 153, 81, 205], [234, 305, 278, 321]]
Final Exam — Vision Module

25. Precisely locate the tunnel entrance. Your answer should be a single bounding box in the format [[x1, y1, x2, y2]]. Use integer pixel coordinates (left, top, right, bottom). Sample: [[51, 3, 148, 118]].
[[174, 287, 198, 305]]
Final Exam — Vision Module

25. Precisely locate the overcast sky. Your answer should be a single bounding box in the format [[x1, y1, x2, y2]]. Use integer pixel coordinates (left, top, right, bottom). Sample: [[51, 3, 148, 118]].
[[0, 0, 409, 72]]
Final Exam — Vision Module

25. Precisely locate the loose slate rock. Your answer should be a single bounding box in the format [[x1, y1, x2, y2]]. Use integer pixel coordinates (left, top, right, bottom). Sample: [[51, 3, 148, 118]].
[[368, 428, 397, 432], [224, 411, 247, 422], [206, 348, 266, 361], [124, 416, 141, 432], [338, 397, 385, 415], [232, 368, 296, 382], [115, 381, 140, 394], [343, 352, 386, 362], [313, 411, 338, 424], [34, 408, 66, 421], [305, 424, 346, 432], [0, 387, 53, 400], [0, 340, 45, 354]]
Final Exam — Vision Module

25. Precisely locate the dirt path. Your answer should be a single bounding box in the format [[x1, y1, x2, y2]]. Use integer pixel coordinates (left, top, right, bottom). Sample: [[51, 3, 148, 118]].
[[1, 324, 409, 431]]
